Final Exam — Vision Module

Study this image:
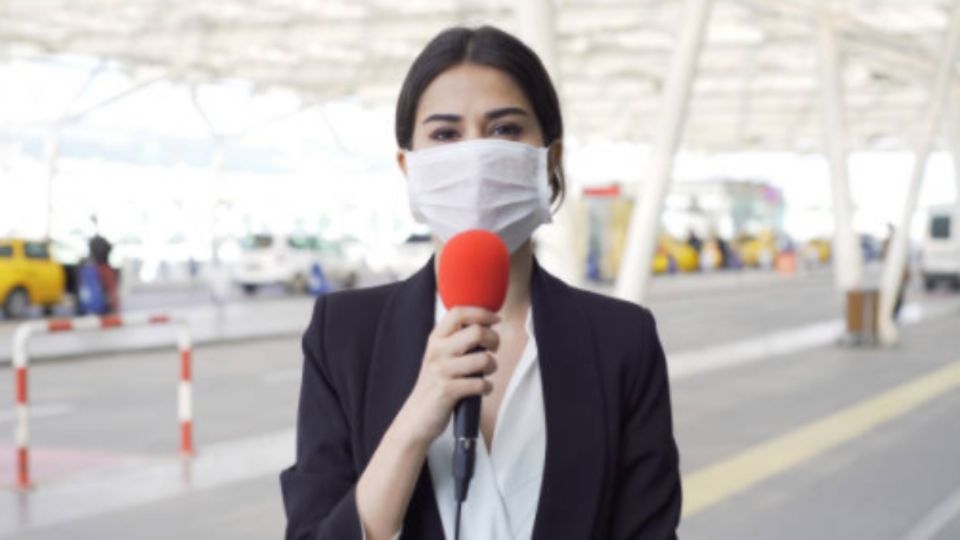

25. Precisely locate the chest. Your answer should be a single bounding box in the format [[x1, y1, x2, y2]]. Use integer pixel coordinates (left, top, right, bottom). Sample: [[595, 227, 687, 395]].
[[480, 321, 530, 449]]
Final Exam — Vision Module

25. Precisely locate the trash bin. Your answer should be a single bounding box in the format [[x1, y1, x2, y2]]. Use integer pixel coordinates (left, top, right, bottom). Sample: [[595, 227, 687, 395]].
[[846, 288, 879, 345]]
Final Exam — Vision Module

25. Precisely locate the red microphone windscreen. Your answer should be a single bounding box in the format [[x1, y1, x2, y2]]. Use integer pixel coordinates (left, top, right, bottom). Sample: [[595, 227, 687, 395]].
[[438, 230, 510, 312]]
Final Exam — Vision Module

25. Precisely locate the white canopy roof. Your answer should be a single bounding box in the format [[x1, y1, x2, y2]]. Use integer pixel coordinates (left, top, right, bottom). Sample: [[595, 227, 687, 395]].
[[1, 0, 957, 151]]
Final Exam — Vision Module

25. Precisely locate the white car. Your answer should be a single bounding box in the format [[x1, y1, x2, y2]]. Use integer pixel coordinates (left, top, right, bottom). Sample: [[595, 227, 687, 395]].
[[232, 234, 361, 295], [922, 204, 960, 291], [363, 233, 435, 281]]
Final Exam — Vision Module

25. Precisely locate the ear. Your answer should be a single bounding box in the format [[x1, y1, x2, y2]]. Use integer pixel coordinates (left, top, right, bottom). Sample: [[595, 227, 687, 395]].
[[396, 149, 408, 178]]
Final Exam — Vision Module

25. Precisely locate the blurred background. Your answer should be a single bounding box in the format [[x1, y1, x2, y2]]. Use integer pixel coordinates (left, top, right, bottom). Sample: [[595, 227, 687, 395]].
[[1, 0, 960, 538]]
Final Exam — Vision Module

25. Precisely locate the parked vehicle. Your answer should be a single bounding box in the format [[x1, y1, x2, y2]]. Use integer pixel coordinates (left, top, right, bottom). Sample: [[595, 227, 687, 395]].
[[231, 234, 361, 295], [735, 231, 778, 268], [652, 234, 700, 274], [922, 204, 960, 291], [804, 238, 831, 265], [0, 238, 66, 318]]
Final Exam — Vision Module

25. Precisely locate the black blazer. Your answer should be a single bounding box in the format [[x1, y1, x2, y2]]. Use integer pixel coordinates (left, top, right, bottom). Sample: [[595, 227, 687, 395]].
[[280, 255, 681, 539]]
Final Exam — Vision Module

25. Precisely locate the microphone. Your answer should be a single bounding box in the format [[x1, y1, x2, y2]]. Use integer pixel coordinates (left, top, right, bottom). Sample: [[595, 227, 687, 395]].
[[437, 230, 510, 505]]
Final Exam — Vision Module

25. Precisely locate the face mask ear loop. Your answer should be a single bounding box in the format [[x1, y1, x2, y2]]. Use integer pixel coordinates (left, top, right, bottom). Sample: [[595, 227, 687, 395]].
[[545, 141, 566, 216]]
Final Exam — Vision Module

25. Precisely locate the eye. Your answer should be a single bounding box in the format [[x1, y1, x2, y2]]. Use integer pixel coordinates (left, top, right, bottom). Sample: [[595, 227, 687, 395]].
[[489, 123, 523, 138], [429, 127, 461, 142]]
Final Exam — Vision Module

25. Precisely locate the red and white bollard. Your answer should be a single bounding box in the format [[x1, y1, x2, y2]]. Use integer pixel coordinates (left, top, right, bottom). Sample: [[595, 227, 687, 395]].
[[176, 320, 194, 457], [11, 313, 193, 489]]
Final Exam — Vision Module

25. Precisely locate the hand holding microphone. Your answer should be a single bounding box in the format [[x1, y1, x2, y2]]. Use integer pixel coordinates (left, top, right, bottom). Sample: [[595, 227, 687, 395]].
[[436, 230, 510, 505], [399, 231, 509, 455], [401, 306, 500, 445]]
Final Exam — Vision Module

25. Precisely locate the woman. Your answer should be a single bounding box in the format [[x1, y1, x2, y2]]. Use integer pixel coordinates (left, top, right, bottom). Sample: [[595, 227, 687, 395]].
[[280, 25, 681, 540]]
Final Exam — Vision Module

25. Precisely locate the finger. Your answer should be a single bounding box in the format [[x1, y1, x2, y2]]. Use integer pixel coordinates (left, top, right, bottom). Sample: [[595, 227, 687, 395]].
[[445, 324, 500, 356], [441, 351, 497, 378], [444, 377, 493, 402], [434, 306, 501, 338]]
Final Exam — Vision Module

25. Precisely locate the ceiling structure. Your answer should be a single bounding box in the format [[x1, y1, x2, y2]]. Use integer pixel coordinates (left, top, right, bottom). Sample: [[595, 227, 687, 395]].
[[1, 0, 958, 152]]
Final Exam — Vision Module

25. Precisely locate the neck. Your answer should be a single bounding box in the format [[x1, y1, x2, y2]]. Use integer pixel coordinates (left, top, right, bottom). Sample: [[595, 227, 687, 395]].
[[432, 238, 534, 322], [502, 240, 533, 321]]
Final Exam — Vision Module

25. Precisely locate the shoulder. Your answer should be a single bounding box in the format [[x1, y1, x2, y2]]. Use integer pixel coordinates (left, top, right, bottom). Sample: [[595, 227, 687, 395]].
[[302, 282, 400, 368], [313, 282, 400, 328], [569, 286, 658, 346], [566, 286, 665, 392]]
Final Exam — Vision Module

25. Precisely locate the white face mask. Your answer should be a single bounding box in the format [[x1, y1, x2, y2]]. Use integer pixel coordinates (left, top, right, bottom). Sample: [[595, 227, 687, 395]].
[[404, 139, 554, 253]]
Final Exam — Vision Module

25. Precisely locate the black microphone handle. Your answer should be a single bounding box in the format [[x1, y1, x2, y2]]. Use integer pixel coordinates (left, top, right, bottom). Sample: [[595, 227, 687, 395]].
[[453, 345, 484, 502]]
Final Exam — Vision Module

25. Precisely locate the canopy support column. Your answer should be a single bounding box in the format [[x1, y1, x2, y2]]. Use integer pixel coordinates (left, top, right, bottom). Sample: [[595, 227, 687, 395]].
[[878, 3, 960, 345], [815, 10, 863, 294], [614, 0, 714, 303]]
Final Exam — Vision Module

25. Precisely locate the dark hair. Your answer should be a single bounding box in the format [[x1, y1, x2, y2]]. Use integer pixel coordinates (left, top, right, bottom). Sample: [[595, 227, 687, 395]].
[[395, 25, 566, 207]]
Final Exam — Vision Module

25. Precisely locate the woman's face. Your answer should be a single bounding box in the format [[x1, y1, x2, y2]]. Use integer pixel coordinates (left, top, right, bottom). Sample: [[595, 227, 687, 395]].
[[399, 63, 546, 155], [397, 62, 560, 254]]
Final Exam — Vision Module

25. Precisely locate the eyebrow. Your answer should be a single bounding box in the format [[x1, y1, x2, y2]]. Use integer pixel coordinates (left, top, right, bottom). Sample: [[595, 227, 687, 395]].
[[486, 107, 529, 120], [421, 107, 530, 124]]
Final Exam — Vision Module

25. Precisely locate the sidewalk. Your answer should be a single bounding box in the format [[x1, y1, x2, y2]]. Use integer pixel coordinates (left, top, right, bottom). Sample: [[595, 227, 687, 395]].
[[0, 297, 314, 364]]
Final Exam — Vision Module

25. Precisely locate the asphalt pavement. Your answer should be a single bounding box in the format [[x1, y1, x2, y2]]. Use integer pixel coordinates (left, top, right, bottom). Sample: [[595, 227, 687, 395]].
[[1, 267, 959, 539]]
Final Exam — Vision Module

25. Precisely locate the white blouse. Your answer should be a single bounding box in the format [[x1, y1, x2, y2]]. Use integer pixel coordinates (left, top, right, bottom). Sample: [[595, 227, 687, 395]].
[[427, 294, 546, 540], [363, 297, 546, 540]]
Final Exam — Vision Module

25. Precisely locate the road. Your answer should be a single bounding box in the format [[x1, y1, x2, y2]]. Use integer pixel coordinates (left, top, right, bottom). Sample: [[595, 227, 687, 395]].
[[1, 268, 958, 539]]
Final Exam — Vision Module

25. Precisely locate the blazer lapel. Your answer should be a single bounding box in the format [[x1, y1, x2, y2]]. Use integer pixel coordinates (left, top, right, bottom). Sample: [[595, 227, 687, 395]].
[[363, 254, 445, 539], [530, 257, 607, 540]]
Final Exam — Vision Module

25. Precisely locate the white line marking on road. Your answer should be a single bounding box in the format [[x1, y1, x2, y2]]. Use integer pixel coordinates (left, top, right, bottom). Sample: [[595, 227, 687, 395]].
[[668, 320, 842, 380], [0, 402, 74, 424], [667, 300, 958, 381], [901, 483, 960, 540]]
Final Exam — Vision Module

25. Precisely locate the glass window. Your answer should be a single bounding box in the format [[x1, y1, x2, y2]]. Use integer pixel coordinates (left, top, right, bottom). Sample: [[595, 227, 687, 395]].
[[0, 244, 12, 258], [931, 215, 951, 240], [24, 242, 50, 259]]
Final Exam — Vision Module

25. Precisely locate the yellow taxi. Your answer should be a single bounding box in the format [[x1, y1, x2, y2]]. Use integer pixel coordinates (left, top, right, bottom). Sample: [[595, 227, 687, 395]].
[[735, 231, 779, 268], [804, 238, 832, 264], [0, 238, 66, 318], [652, 234, 700, 274]]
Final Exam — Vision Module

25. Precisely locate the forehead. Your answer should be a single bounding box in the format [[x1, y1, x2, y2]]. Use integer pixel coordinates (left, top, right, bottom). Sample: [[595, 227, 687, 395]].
[[416, 63, 533, 118]]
